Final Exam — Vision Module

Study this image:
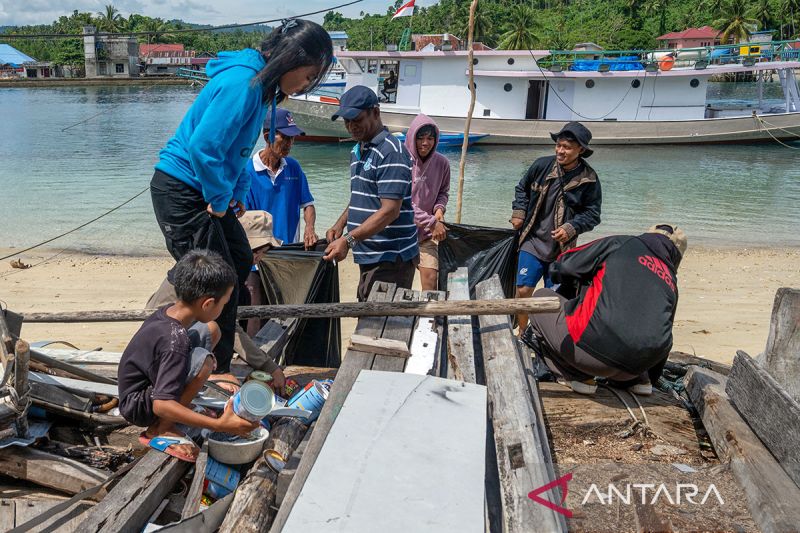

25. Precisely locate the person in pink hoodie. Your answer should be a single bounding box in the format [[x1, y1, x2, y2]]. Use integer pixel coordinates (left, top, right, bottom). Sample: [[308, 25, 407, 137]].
[[405, 114, 451, 290]]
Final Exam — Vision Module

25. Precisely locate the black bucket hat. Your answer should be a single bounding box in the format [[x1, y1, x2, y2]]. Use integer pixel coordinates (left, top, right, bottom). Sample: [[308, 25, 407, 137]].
[[550, 121, 594, 158]]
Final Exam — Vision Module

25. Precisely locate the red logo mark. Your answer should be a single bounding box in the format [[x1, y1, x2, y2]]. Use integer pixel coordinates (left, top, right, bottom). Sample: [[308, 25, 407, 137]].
[[528, 472, 573, 518], [638, 255, 675, 292]]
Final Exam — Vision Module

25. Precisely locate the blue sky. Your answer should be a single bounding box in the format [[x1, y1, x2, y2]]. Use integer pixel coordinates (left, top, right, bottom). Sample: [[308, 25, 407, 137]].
[[0, 0, 438, 27]]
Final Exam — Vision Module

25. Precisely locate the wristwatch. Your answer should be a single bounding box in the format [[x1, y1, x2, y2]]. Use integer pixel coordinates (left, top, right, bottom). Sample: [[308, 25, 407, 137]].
[[343, 232, 357, 249]]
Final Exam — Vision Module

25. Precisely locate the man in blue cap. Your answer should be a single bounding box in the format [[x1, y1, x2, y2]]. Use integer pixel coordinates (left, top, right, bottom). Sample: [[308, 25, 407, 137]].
[[323, 85, 419, 301], [244, 107, 317, 248]]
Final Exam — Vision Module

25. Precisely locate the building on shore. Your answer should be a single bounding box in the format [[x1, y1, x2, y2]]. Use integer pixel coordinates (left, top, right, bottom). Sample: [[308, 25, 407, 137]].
[[411, 33, 491, 52], [139, 43, 196, 76], [83, 25, 138, 78], [658, 26, 721, 49], [329, 31, 349, 52]]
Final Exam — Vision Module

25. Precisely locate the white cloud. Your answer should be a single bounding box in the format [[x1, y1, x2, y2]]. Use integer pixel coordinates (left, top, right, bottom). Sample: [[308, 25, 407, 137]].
[[1, 0, 440, 27]]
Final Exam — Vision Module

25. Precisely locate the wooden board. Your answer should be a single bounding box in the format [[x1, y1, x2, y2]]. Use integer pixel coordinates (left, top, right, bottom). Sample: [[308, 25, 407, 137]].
[[349, 334, 410, 359], [0, 498, 92, 533], [686, 366, 800, 533], [277, 422, 315, 507], [0, 447, 108, 498], [26, 347, 121, 365], [250, 318, 296, 364], [476, 276, 565, 533], [28, 372, 118, 397], [81, 450, 190, 532], [405, 317, 438, 375], [446, 268, 477, 384], [763, 288, 800, 401], [371, 288, 420, 372], [726, 350, 800, 488], [270, 282, 397, 532], [182, 443, 209, 519], [282, 371, 487, 532]]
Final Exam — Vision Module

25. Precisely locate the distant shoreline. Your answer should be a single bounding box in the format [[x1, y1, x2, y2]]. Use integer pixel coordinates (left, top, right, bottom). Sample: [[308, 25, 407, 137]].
[[0, 77, 191, 88]]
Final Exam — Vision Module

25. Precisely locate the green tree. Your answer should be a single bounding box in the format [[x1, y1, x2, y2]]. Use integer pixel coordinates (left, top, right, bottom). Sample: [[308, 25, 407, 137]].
[[749, 0, 773, 30], [643, 0, 670, 37], [457, 1, 494, 45], [96, 4, 123, 32], [498, 4, 539, 49], [714, 0, 759, 42]]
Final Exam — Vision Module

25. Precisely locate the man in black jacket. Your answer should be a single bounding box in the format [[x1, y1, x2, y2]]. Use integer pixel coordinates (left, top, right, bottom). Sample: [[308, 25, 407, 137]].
[[528, 224, 687, 396], [511, 122, 602, 339]]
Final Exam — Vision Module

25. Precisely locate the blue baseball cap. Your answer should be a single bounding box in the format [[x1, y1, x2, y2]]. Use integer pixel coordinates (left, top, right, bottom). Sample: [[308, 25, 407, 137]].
[[263, 107, 305, 137], [331, 86, 379, 121]]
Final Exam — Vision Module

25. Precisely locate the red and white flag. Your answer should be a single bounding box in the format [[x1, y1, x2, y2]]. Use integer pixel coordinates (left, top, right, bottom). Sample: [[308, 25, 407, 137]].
[[392, 0, 415, 19]]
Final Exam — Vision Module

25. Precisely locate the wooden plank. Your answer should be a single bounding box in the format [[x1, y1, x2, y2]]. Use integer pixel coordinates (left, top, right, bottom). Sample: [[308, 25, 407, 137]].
[[763, 288, 800, 401], [446, 268, 477, 384], [476, 275, 564, 533], [14, 340, 30, 437], [685, 366, 800, 533], [270, 282, 397, 532], [371, 288, 420, 372], [81, 450, 190, 533], [28, 372, 117, 397], [0, 500, 14, 531], [250, 319, 296, 363], [282, 371, 487, 532], [30, 381, 92, 412], [726, 350, 800, 488], [405, 317, 438, 375], [21, 296, 561, 323], [0, 447, 108, 498], [668, 351, 731, 376], [25, 347, 121, 365], [418, 290, 446, 377], [182, 443, 209, 520], [218, 418, 309, 532], [13, 498, 92, 533], [349, 334, 410, 358], [29, 348, 117, 385], [277, 422, 314, 507]]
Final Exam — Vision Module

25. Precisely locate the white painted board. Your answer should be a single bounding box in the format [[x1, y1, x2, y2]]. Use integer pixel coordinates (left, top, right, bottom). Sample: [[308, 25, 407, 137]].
[[29, 346, 123, 365], [405, 317, 439, 376], [282, 370, 487, 532]]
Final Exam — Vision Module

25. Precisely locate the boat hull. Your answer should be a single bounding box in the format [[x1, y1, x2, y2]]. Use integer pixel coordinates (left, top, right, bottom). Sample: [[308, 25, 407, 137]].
[[285, 97, 800, 145]]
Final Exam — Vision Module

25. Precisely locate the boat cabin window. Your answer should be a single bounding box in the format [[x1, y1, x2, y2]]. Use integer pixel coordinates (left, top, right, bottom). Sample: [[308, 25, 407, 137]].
[[367, 60, 378, 74], [379, 61, 400, 104]]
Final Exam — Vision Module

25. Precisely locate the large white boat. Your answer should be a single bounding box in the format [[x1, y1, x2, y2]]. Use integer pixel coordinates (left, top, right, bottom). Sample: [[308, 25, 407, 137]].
[[286, 41, 800, 144]]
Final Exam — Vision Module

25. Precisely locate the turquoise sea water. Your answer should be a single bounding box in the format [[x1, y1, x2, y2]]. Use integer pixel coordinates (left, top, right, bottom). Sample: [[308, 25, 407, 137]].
[[1, 84, 799, 255]]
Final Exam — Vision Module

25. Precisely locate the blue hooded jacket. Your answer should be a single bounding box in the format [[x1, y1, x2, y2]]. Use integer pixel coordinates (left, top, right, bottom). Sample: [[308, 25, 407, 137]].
[[155, 49, 268, 213]]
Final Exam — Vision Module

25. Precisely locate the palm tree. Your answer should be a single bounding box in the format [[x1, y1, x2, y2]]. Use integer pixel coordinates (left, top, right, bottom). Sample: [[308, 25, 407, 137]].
[[458, 1, 493, 45], [714, 0, 759, 42], [643, 0, 670, 37], [699, 0, 726, 17], [498, 4, 539, 50], [749, 0, 773, 30], [96, 4, 123, 32]]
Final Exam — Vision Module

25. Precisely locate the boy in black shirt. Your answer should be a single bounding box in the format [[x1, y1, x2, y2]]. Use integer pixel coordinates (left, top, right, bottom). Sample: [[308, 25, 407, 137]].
[[118, 250, 259, 462]]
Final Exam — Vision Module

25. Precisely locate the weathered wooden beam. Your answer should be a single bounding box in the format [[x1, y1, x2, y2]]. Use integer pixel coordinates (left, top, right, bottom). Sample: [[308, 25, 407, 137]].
[[668, 351, 731, 376], [763, 288, 800, 401], [250, 319, 296, 363], [371, 289, 420, 372], [685, 366, 800, 533], [0, 446, 108, 498], [270, 282, 397, 532], [0, 310, 14, 363], [276, 422, 314, 507], [29, 347, 117, 385], [447, 267, 477, 384], [349, 334, 410, 359], [81, 450, 190, 532], [20, 296, 560, 323], [218, 418, 308, 532], [30, 381, 92, 412], [182, 443, 209, 520], [13, 340, 30, 438], [476, 275, 565, 533], [726, 350, 800, 488]]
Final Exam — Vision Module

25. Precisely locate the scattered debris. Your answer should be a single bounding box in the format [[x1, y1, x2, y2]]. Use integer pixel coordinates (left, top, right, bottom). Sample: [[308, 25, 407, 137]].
[[9, 259, 31, 269]]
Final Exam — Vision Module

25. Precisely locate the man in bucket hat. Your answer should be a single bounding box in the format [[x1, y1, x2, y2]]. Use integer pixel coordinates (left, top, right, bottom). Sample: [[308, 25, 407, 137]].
[[511, 121, 602, 344]]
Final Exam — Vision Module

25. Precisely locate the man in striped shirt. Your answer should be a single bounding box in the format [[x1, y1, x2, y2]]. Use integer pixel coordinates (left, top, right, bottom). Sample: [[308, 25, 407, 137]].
[[324, 86, 419, 301]]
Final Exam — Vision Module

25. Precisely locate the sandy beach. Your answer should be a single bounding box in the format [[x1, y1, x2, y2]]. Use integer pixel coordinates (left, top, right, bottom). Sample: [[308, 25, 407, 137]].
[[1, 245, 798, 364]]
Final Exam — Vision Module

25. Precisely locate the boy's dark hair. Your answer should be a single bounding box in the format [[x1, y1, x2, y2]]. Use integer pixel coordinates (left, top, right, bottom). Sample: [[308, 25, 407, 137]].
[[416, 125, 437, 139], [556, 132, 579, 145], [173, 250, 236, 304]]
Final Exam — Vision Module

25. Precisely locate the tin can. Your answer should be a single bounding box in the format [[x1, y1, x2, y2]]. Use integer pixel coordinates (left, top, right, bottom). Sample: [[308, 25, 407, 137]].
[[286, 380, 330, 422], [232, 381, 275, 423], [284, 378, 300, 397], [205, 457, 240, 493], [204, 479, 232, 499], [247, 370, 272, 385]]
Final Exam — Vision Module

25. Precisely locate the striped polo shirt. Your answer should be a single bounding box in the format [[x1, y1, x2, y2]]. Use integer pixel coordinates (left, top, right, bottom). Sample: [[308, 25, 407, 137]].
[[347, 129, 419, 265]]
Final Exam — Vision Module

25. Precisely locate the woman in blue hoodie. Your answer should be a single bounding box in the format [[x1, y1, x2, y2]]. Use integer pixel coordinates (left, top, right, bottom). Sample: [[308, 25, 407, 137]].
[[150, 19, 333, 388]]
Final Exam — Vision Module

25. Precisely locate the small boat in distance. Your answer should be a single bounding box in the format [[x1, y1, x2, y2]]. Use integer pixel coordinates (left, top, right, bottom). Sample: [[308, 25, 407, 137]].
[[286, 39, 800, 145], [392, 131, 489, 148]]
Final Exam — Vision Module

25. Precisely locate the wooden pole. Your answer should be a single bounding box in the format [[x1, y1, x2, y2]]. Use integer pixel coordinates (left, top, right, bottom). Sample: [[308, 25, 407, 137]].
[[455, 0, 478, 224], [13, 339, 30, 438], [20, 296, 560, 323]]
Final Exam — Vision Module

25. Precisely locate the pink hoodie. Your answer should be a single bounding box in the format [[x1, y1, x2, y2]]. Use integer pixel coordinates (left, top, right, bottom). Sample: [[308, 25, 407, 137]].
[[405, 114, 451, 242]]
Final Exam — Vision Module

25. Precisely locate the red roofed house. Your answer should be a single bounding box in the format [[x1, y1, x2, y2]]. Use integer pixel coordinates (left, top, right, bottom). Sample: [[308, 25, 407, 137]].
[[657, 26, 722, 49], [139, 43, 196, 76]]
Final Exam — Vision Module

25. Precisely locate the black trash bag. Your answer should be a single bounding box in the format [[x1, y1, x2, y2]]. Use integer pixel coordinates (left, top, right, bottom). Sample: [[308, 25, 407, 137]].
[[257, 241, 341, 368], [437, 223, 517, 298]]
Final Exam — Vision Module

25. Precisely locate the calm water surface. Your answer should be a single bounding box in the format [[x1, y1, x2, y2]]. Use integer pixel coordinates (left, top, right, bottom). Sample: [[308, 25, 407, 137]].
[[1, 84, 798, 255]]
